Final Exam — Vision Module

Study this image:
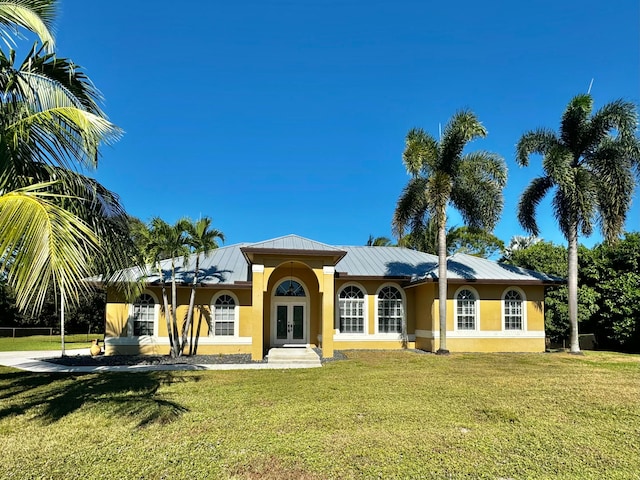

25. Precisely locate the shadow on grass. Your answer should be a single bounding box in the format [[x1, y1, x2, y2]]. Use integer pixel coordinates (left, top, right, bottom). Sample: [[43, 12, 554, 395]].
[[0, 371, 193, 427]]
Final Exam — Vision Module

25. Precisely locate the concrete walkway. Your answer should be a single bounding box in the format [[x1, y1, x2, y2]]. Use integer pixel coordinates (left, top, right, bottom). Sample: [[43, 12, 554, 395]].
[[0, 350, 322, 373]]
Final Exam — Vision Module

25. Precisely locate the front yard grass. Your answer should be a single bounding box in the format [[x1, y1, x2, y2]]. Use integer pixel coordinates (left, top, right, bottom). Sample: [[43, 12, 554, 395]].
[[0, 350, 638, 479]]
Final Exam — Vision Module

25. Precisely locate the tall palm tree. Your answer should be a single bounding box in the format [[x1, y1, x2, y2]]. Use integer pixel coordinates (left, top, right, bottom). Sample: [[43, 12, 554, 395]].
[[516, 94, 640, 353], [393, 111, 506, 354], [182, 217, 224, 354]]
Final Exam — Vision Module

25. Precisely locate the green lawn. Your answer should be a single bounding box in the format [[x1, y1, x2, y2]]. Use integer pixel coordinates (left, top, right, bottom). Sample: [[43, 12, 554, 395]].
[[0, 333, 103, 351], [0, 351, 638, 479]]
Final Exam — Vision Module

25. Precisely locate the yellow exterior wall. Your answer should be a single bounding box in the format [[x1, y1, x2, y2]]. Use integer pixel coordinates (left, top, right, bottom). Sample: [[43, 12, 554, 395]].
[[105, 273, 547, 355], [445, 337, 545, 352]]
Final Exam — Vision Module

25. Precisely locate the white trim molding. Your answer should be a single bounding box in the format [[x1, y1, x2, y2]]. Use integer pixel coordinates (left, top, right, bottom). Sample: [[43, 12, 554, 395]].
[[333, 333, 416, 342], [323, 266, 335, 275], [454, 285, 480, 332], [105, 336, 252, 346], [501, 286, 528, 331], [335, 282, 368, 335], [211, 290, 240, 338], [252, 264, 265, 273], [415, 329, 545, 339]]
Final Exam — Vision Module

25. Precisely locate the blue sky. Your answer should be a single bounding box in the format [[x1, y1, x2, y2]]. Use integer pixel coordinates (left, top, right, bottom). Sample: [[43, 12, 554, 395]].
[[52, 0, 639, 248]]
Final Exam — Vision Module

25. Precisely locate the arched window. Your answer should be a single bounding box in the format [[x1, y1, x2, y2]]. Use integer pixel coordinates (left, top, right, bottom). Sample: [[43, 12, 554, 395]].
[[132, 293, 155, 336], [275, 280, 306, 297], [338, 285, 365, 333], [377, 286, 403, 333], [212, 294, 236, 336], [456, 288, 477, 330], [504, 289, 523, 330]]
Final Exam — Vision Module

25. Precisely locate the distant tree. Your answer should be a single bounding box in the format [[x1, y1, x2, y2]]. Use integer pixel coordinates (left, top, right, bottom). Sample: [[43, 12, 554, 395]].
[[446, 226, 504, 258], [393, 111, 506, 353], [516, 94, 640, 353], [581, 233, 640, 351], [501, 235, 541, 261], [366, 235, 393, 247], [506, 241, 599, 346]]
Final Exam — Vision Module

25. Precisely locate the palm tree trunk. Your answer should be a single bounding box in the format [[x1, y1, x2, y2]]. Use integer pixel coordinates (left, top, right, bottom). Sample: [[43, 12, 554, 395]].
[[158, 264, 174, 354], [60, 281, 66, 357], [181, 257, 199, 355], [567, 223, 580, 353], [170, 262, 180, 357], [437, 207, 449, 354]]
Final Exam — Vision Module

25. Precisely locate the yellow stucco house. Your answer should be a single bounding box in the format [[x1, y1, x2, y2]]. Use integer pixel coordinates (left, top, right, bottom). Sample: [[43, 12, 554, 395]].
[[104, 234, 558, 360]]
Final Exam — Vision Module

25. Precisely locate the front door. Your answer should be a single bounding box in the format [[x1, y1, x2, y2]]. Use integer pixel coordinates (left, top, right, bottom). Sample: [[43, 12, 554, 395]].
[[274, 303, 306, 345]]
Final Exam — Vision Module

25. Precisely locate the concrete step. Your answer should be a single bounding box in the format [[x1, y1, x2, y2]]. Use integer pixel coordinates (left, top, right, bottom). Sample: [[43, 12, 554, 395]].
[[267, 347, 321, 365]]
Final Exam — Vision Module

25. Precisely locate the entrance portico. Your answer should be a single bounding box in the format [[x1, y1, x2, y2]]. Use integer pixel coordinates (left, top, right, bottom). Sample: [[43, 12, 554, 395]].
[[240, 237, 346, 360]]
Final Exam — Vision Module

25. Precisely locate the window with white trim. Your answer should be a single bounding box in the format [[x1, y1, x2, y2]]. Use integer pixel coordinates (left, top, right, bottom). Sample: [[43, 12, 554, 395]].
[[377, 286, 403, 333], [504, 289, 523, 330], [132, 293, 155, 336], [338, 285, 365, 333], [212, 294, 236, 336], [456, 289, 477, 330]]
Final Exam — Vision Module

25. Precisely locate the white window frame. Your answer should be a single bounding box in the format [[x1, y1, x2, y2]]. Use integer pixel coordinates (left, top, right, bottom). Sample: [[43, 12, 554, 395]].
[[375, 283, 406, 336], [454, 286, 479, 332], [211, 291, 240, 338], [336, 283, 368, 335], [128, 291, 159, 337], [502, 287, 527, 331]]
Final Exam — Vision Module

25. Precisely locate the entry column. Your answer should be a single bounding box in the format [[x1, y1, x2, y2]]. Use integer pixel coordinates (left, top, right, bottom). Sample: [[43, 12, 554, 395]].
[[322, 266, 335, 358], [250, 264, 265, 361]]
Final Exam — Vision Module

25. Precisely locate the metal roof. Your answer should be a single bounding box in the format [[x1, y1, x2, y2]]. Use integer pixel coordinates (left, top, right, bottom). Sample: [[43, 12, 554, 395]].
[[416, 252, 561, 283], [336, 246, 438, 279], [245, 234, 345, 252], [97, 236, 560, 286]]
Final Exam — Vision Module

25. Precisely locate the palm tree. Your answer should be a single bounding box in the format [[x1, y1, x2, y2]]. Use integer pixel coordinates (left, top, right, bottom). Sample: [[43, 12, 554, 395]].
[[182, 217, 224, 354], [145, 217, 191, 358], [516, 94, 640, 353], [0, 1, 141, 350], [393, 111, 506, 354]]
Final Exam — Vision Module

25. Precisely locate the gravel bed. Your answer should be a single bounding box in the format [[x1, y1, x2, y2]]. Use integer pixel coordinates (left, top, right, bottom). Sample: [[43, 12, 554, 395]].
[[44, 350, 348, 367], [44, 353, 261, 366]]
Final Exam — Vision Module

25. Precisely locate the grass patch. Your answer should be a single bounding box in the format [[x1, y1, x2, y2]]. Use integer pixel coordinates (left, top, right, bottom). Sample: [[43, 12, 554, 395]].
[[0, 351, 638, 478], [0, 333, 103, 351]]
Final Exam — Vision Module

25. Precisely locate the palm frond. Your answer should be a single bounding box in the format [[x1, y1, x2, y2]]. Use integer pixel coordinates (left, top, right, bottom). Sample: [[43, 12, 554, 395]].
[[515, 128, 559, 166], [16, 44, 105, 114], [0, 183, 98, 312], [517, 176, 554, 236], [402, 128, 438, 176], [560, 94, 592, 155], [0, 0, 56, 52], [6, 105, 122, 169], [589, 138, 636, 242], [587, 98, 638, 147], [392, 176, 431, 238], [439, 110, 487, 174], [451, 151, 506, 230]]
